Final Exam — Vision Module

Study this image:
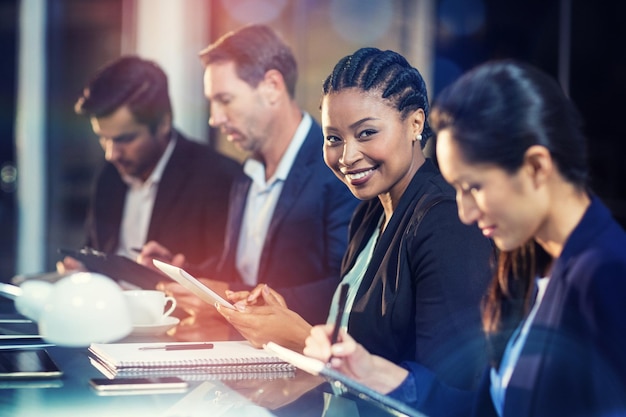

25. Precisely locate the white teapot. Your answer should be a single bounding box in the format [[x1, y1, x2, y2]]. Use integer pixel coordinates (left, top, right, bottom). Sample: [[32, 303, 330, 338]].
[[12, 272, 132, 347]]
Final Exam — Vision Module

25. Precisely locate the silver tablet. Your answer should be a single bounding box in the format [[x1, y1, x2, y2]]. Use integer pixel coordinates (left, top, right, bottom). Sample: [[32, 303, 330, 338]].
[[153, 260, 236, 310]]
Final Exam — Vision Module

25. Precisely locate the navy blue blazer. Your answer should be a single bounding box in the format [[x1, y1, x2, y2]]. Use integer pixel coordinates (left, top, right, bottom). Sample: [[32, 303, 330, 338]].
[[473, 196, 626, 417], [85, 130, 241, 266], [205, 120, 358, 324]]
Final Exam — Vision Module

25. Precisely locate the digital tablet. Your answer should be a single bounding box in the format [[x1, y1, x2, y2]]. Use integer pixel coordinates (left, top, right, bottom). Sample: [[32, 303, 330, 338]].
[[58, 248, 167, 290], [264, 342, 425, 417], [89, 376, 188, 392], [152, 260, 236, 310], [0, 349, 63, 379]]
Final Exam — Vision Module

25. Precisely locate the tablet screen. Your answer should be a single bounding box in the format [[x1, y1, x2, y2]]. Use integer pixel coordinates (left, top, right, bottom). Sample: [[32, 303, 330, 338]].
[[152, 260, 236, 310], [0, 349, 63, 379]]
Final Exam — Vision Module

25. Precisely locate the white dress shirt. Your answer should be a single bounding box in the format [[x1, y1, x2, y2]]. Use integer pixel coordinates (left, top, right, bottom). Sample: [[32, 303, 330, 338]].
[[116, 135, 176, 259], [235, 113, 312, 286]]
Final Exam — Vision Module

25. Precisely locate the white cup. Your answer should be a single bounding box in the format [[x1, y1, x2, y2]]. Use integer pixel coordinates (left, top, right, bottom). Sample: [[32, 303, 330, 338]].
[[124, 290, 177, 326]]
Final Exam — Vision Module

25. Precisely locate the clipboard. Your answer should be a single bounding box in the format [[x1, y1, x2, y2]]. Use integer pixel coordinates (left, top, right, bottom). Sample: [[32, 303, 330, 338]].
[[58, 248, 167, 289], [264, 342, 426, 417], [152, 260, 236, 310]]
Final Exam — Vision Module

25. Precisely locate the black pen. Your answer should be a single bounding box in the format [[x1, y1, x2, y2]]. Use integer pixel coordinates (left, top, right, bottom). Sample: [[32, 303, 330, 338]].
[[328, 283, 350, 361], [139, 343, 214, 351]]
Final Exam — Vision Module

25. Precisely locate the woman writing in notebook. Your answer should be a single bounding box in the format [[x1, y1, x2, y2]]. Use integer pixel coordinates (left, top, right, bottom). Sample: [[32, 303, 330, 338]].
[[304, 60, 626, 416], [217, 47, 494, 416]]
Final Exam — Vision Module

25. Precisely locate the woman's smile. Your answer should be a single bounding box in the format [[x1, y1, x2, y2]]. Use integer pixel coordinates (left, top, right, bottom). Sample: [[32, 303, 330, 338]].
[[343, 166, 378, 186]]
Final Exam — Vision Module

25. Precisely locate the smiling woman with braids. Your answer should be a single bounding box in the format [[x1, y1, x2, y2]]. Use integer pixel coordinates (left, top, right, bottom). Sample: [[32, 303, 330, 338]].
[[305, 60, 626, 417], [217, 47, 494, 416]]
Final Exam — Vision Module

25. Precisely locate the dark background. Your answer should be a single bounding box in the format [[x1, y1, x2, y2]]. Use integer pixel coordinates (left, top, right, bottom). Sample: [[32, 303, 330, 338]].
[[0, 0, 624, 282]]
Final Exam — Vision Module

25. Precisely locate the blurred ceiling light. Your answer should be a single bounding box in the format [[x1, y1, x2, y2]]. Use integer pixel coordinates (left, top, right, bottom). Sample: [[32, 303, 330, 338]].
[[438, 0, 486, 37], [330, 0, 393, 45], [220, 0, 287, 24]]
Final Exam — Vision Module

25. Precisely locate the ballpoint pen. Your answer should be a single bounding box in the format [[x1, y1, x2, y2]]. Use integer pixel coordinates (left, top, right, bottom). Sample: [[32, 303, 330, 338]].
[[139, 343, 214, 351], [328, 283, 350, 361]]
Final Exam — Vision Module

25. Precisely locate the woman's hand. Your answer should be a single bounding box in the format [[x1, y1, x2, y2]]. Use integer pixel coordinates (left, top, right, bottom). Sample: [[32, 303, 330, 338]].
[[304, 324, 372, 380], [304, 324, 409, 394], [226, 283, 288, 309], [217, 285, 310, 352]]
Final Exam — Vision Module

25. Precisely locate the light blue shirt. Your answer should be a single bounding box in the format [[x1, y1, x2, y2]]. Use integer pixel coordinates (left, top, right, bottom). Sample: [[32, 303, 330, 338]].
[[235, 113, 312, 286], [490, 276, 550, 416], [326, 215, 383, 329]]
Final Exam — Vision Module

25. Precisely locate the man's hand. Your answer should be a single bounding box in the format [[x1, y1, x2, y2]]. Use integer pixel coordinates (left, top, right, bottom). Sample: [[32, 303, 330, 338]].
[[55, 256, 87, 274], [136, 240, 185, 271], [157, 278, 229, 317], [157, 277, 233, 341]]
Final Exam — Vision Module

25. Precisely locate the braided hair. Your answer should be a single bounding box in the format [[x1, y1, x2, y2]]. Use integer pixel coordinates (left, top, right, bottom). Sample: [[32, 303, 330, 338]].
[[322, 47, 432, 147]]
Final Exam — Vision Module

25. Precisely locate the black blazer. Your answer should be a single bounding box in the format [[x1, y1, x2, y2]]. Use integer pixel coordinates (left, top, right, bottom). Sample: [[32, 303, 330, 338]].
[[204, 120, 358, 323], [346, 160, 493, 391], [85, 130, 241, 265]]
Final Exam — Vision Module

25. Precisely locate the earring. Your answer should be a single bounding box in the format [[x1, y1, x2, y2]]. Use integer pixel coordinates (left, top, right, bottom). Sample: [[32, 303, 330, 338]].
[[415, 134, 422, 142]]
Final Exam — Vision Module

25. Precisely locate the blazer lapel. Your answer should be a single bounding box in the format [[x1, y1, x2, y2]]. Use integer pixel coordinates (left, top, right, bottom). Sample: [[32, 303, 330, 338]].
[[147, 132, 189, 240], [503, 252, 576, 417], [220, 175, 251, 274], [503, 198, 609, 416], [263, 162, 311, 243], [256, 125, 317, 279], [350, 161, 440, 308], [96, 165, 127, 252]]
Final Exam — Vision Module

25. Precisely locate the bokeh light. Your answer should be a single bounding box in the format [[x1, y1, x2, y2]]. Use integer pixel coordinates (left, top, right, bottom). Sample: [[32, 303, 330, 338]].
[[438, 0, 486, 37], [220, 0, 287, 24], [330, 0, 393, 45]]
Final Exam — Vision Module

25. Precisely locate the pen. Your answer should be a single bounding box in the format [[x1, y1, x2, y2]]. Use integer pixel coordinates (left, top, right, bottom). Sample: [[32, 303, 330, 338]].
[[329, 283, 350, 354], [131, 247, 173, 263], [139, 343, 214, 351]]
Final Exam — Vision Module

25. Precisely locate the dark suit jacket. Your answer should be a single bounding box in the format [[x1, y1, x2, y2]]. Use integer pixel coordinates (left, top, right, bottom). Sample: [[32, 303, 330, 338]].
[[347, 160, 494, 416], [85, 130, 241, 266], [204, 120, 358, 324], [473, 196, 626, 417]]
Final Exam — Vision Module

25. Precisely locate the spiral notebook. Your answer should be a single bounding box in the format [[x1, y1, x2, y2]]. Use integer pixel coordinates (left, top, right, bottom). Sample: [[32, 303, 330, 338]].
[[88, 356, 295, 381], [89, 341, 295, 380]]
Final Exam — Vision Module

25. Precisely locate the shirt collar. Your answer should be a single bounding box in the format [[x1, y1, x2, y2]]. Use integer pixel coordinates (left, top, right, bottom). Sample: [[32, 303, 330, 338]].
[[243, 112, 312, 187]]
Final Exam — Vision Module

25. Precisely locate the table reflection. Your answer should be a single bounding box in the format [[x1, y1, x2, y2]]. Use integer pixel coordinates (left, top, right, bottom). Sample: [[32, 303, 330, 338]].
[[1, 308, 413, 417]]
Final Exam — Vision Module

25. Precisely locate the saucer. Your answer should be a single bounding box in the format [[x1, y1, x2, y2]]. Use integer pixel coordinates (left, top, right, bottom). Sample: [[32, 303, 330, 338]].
[[131, 316, 180, 336]]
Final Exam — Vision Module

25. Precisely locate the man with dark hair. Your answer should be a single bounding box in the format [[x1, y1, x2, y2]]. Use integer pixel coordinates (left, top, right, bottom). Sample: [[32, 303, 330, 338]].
[[60, 56, 241, 276], [139, 25, 358, 326]]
